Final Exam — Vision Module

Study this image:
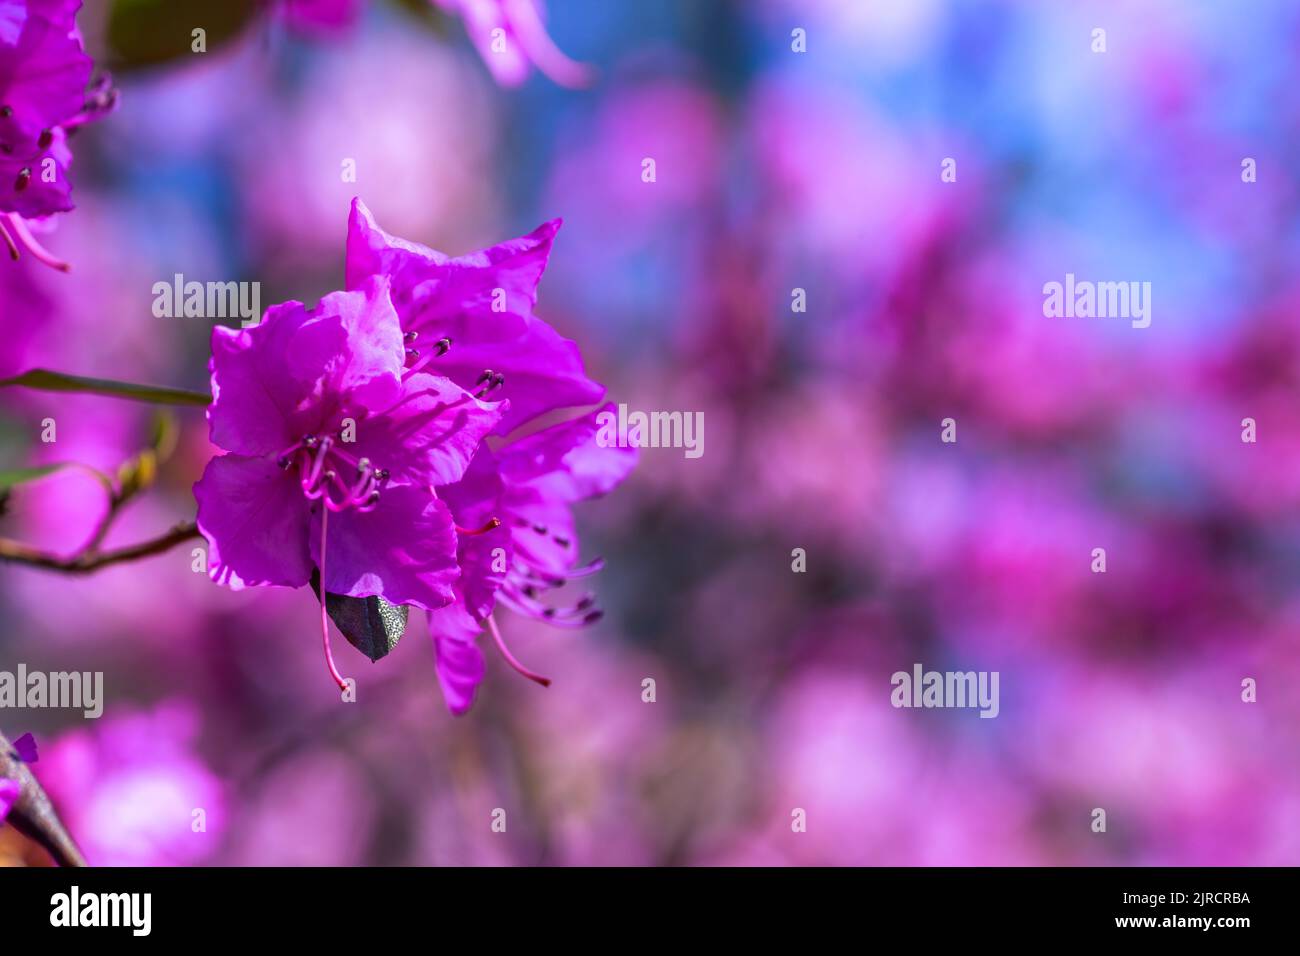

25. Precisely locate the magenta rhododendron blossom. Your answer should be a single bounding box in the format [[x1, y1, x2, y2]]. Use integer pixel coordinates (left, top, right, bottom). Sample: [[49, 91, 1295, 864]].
[[0, 0, 115, 269], [194, 276, 506, 683], [430, 405, 637, 713], [343, 199, 634, 712], [346, 198, 605, 434], [432, 0, 592, 88]]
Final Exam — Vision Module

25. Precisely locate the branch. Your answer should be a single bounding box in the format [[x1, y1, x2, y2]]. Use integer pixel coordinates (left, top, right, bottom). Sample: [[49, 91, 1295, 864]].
[[0, 520, 200, 574], [0, 730, 86, 867]]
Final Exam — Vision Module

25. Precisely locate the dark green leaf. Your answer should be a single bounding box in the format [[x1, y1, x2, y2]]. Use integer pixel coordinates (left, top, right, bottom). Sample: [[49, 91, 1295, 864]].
[[107, 0, 260, 71], [310, 570, 409, 662]]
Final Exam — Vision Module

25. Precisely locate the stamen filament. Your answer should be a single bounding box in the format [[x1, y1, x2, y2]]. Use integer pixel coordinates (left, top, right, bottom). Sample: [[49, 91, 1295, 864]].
[[486, 614, 551, 687], [455, 517, 502, 536], [3, 213, 70, 272], [318, 507, 348, 691]]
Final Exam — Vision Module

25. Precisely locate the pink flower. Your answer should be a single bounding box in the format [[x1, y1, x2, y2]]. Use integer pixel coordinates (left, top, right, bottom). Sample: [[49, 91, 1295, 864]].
[[432, 0, 592, 88], [278, 0, 364, 35], [430, 405, 636, 713], [0, 776, 17, 822], [345, 197, 605, 434], [37, 702, 225, 866], [0, 0, 116, 269], [193, 276, 504, 685]]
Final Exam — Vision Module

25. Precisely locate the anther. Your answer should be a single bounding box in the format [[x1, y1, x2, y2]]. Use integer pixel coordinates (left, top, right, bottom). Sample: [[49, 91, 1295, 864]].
[[38, 129, 53, 149], [435, 337, 451, 356], [454, 517, 502, 537], [14, 168, 30, 192]]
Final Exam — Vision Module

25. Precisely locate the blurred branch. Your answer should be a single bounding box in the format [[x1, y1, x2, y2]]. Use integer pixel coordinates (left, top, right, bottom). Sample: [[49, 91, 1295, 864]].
[[0, 369, 210, 406], [0, 730, 85, 867], [0, 520, 200, 574], [0, 411, 197, 573]]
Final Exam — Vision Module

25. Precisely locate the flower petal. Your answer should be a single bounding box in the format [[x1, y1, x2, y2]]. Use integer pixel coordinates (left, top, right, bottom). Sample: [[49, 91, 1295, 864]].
[[0, 777, 19, 822], [499, 403, 638, 501], [431, 315, 605, 435], [194, 454, 313, 590], [350, 373, 504, 488], [441, 450, 511, 618], [207, 278, 405, 456], [429, 605, 486, 716], [346, 198, 559, 343], [310, 484, 458, 611]]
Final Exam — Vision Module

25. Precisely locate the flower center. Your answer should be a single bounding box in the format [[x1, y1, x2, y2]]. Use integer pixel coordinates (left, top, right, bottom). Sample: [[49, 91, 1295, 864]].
[[277, 430, 389, 513]]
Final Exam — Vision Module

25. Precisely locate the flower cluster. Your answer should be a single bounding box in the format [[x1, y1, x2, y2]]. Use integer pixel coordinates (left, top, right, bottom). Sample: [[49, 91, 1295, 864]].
[[0, 0, 115, 270], [195, 199, 635, 712]]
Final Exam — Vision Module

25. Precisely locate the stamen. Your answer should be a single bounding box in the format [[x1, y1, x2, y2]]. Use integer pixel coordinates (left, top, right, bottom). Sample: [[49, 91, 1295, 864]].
[[318, 507, 348, 692], [13, 167, 29, 191], [398, 335, 451, 380], [474, 371, 506, 399], [0, 218, 18, 261], [487, 614, 551, 688], [3, 213, 70, 272], [455, 517, 502, 536], [301, 435, 334, 492], [38, 130, 53, 149]]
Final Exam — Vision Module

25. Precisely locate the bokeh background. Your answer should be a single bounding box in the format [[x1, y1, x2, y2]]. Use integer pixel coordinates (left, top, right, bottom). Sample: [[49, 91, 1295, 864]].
[[2, 0, 1300, 865]]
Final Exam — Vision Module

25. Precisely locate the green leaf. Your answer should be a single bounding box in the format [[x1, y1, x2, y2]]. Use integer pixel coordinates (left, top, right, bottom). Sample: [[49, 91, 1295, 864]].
[[310, 571, 410, 662], [0, 462, 112, 494], [0, 369, 211, 407], [107, 0, 260, 71]]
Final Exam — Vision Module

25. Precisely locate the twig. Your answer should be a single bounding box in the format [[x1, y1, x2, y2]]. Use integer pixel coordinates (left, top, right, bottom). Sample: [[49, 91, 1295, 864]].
[[0, 729, 86, 867], [0, 520, 200, 574]]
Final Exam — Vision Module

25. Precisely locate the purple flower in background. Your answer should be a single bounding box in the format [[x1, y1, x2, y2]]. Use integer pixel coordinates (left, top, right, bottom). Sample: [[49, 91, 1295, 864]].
[[431, 0, 592, 88], [430, 404, 637, 714], [38, 702, 225, 866], [346, 198, 605, 434], [279, 0, 364, 36], [194, 276, 504, 686], [0, 0, 116, 270], [0, 777, 17, 822]]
